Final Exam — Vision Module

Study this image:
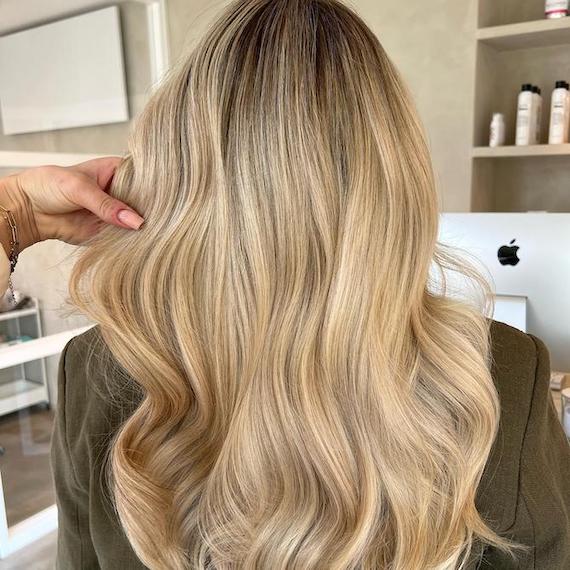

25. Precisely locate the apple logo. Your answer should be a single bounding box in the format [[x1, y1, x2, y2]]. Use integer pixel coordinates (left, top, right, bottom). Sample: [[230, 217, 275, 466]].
[[498, 239, 520, 266]]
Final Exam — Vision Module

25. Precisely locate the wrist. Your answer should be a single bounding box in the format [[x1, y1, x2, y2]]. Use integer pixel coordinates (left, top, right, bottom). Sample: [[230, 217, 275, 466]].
[[0, 175, 41, 254]]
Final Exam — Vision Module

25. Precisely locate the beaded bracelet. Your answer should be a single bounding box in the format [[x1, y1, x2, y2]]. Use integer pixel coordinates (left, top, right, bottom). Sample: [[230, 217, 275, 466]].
[[0, 205, 19, 301]]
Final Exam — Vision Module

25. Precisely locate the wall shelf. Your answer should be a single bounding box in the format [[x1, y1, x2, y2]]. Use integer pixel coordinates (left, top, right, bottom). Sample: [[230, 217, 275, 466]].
[[0, 304, 38, 323], [472, 2, 570, 213], [473, 144, 570, 158], [0, 378, 46, 416], [0, 326, 92, 369], [478, 18, 570, 51]]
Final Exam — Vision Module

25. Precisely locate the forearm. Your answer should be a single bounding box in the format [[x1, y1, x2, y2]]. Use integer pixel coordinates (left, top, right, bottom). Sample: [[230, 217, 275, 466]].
[[0, 174, 41, 259]]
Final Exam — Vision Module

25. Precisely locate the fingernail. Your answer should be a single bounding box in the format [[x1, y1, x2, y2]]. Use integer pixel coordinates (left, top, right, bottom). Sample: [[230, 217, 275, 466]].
[[117, 209, 144, 230]]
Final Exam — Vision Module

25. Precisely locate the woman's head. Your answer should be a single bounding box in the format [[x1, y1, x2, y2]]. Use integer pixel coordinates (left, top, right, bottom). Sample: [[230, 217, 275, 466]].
[[71, 0, 522, 568], [101, 0, 438, 326]]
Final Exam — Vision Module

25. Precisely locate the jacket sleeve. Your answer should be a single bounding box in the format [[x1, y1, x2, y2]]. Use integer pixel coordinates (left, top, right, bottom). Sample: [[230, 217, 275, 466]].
[[50, 338, 101, 569], [481, 334, 570, 569], [520, 334, 570, 568]]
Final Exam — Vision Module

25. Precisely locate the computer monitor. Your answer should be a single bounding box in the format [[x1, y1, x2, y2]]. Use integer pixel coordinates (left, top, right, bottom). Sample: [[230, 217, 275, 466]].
[[438, 213, 570, 372]]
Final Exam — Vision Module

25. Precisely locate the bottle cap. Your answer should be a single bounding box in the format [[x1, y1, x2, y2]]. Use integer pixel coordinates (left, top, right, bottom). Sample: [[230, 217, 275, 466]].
[[556, 80, 567, 88], [522, 83, 532, 91], [532, 85, 539, 93], [492, 113, 504, 121]]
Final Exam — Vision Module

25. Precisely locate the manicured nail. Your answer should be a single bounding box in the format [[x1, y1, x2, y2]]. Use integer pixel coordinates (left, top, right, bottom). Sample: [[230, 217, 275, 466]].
[[117, 209, 144, 230]]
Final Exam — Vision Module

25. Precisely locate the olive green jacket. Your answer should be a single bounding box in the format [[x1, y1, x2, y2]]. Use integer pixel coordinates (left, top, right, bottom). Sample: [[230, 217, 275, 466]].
[[50, 320, 570, 569]]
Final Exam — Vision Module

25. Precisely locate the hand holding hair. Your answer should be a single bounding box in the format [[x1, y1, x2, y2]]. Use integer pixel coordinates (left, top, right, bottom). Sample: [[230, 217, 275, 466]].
[[0, 156, 144, 256]]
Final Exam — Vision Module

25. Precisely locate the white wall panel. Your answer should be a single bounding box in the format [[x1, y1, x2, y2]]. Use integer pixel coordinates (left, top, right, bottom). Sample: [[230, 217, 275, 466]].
[[0, 6, 128, 134]]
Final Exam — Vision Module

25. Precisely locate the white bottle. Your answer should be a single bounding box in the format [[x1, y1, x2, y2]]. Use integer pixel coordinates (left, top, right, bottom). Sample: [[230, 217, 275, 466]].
[[548, 80, 569, 144], [516, 84, 534, 146], [545, 0, 569, 18], [489, 113, 506, 147], [532, 86, 543, 144]]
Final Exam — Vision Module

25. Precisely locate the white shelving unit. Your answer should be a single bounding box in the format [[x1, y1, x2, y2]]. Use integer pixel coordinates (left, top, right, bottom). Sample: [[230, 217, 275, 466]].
[[477, 17, 570, 51], [0, 299, 49, 417], [471, 1, 570, 212], [473, 143, 570, 158]]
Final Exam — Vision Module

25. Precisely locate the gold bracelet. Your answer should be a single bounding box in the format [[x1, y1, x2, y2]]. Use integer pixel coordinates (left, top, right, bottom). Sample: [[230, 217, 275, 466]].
[[0, 205, 19, 301]]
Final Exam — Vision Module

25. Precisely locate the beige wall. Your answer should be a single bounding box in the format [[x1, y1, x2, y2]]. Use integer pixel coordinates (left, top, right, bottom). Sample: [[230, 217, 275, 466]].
[[361, 0, 477, 212], [2, 0, 478, 195], [3, 0, 476, 396], [0, 0, 478, 198]]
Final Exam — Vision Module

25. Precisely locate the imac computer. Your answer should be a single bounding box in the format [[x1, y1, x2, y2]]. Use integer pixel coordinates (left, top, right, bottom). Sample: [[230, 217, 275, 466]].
[[438, 213, 570, 373]]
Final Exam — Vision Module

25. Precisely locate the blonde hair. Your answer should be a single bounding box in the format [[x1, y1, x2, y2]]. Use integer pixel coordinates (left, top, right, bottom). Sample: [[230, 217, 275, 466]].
[[70, 0, 525, 567]]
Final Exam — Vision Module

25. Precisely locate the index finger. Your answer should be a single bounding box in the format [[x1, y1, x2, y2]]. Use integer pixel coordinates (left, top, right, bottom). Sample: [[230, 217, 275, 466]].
[[70, 156, 123, 191]]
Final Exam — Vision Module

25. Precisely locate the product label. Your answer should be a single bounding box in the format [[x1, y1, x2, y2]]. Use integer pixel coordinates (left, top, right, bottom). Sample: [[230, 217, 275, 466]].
[[516, 99, 533, 145], [553, 110, 565, 128], [553, 104, 565, 124]]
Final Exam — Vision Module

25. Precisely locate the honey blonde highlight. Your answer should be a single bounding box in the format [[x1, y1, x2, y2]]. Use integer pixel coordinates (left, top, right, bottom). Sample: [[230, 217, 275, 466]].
[[71, 0, 525, 567]]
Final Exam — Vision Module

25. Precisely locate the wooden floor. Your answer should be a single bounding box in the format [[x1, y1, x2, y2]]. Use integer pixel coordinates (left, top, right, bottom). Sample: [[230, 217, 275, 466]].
[[0, 405, 57, 569], [0, 531, 56, 570], [0, 405, 55, 526]]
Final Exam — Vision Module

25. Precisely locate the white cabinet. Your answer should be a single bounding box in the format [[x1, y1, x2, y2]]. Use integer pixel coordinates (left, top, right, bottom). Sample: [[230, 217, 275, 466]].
[[0, 299, 49, 418]]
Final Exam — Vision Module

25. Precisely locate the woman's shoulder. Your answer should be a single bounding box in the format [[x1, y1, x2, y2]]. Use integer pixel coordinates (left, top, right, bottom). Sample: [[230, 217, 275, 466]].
[[59, 325, 142, 440], [63, 324, 107, 372], [63, 324, 135, 390], [479, 321, 570, 568], [59, 325, 107, 415], [477, 319, 552, 531], [61, 325, 114, 412], [488, 318, 544, 376], [486, 318, 550, 433]]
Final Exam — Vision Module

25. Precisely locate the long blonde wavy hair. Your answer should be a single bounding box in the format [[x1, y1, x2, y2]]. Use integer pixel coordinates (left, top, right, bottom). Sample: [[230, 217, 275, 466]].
[[70, 0, 525, 568]]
